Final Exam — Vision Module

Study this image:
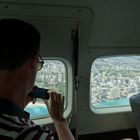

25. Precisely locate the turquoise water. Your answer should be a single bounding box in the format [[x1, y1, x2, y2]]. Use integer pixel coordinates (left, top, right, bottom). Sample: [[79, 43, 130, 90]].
[[94, 98, 130, 108], [25, 105, 49, 118], [25, 99, 130, 118]]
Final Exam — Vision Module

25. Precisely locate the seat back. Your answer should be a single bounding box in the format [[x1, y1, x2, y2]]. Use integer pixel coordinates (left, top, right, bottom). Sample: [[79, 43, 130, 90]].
[[129, 94, 140, 139]]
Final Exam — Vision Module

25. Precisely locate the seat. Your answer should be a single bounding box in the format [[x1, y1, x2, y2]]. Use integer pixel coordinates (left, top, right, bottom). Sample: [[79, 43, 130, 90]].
[[129, 94, 140, 139]]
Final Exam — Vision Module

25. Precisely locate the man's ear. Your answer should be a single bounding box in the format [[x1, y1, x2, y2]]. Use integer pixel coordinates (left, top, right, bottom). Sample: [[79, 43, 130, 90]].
[[29, 55, 38, 70]]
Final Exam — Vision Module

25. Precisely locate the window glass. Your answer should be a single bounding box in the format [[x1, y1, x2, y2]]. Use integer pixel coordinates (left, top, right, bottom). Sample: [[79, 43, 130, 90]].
[[90, 56, 140, 110], [25, 60, 66, 119]]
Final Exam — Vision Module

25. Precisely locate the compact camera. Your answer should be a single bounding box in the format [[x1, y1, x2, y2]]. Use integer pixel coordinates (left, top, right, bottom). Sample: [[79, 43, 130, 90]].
[[28, 86, 50, 100]]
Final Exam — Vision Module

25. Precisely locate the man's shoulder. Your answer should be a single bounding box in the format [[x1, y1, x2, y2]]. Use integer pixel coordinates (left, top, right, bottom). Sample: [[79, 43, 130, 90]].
[[0, 114, 55, 140]]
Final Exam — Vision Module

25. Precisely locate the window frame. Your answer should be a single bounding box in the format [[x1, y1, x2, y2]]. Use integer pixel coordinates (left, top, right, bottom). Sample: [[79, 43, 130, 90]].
[[90, 55, 140, 114], [25, 57, 73, 124]]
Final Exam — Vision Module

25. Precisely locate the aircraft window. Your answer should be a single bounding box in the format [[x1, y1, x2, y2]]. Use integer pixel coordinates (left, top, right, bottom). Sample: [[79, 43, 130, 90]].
[[25, 60, 66, 119], [90, 56, 140, 113]]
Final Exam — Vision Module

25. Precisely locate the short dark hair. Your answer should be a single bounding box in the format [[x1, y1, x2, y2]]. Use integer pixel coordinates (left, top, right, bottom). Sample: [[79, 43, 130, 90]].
[[0, 18, 40, 71]]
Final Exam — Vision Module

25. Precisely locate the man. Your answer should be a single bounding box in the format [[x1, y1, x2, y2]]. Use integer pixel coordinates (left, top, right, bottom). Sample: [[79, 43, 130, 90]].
[[0, 19, 74, 140]]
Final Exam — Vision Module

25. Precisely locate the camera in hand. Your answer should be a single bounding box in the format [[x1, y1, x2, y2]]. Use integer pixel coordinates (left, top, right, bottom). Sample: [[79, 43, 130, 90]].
[[28, 86, 50, 100]]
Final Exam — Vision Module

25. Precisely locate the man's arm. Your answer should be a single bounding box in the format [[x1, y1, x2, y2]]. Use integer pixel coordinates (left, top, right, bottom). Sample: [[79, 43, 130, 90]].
[[53, 119, 75, 140], [44, 92, 75, 140]]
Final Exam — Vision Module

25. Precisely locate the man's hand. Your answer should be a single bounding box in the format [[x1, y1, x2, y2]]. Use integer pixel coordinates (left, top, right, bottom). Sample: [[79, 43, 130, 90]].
[[44, 91, 75, 140], [44, 92, 65, 122], [24, 96, 37, 108]]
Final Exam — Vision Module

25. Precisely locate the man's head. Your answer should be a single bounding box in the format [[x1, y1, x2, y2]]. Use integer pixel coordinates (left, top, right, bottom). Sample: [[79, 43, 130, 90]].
[[0, 18, 40, 71], [0, 19, 41, 98]]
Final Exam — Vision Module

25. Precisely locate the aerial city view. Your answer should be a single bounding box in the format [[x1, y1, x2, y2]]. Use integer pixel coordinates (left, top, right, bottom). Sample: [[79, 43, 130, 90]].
[[25, 56, 140, 117], [25, 60, 66, 118], [90, 56, 140, 108], [35, 60, 66, 93]]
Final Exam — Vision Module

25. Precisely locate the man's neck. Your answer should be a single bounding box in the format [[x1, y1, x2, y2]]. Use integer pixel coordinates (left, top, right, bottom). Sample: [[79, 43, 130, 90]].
[[0, 71, 27, 109]]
